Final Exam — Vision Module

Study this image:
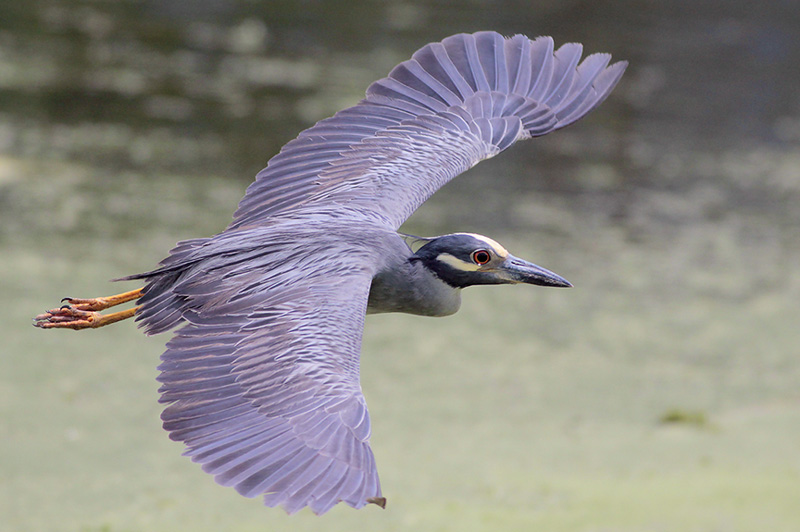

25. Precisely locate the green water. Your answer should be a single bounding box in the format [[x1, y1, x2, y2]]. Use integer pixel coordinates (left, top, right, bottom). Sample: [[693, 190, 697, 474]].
[[3, 1, 800, 531]]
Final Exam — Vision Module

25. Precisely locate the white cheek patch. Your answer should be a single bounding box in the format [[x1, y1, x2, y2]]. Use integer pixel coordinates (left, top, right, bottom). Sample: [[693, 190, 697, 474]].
[[436, 253, 482, 272]]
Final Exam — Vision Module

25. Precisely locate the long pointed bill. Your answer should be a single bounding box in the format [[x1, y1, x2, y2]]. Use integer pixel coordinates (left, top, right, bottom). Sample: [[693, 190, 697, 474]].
[[499, 255, 572, 288]]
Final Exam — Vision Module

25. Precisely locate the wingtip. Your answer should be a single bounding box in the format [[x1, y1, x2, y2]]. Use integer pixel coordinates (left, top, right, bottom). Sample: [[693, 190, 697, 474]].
[[595, 58, 629, 99], [609, 59, 629, 76], [367, 496, 387, 509]]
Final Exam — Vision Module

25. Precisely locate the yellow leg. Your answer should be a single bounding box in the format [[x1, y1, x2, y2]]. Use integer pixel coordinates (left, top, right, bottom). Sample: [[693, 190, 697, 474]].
[[33, 288, 143, 330], [60, 288, 143, 311]]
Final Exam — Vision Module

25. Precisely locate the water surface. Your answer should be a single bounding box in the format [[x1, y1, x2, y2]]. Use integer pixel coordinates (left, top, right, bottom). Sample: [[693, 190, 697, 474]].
[[2, 1, 799, 531]]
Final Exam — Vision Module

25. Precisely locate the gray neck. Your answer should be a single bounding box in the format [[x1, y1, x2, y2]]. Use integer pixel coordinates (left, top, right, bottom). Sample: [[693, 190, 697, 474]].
[[367, 245, 461, 317]]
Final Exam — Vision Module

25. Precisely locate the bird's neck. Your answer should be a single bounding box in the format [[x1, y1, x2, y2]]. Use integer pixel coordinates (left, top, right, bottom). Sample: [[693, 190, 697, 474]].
[[366, 257, 461, 317]]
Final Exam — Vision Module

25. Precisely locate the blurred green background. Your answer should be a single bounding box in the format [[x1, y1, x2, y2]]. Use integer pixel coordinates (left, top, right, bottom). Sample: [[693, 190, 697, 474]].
[[2, 1, 799, 531]]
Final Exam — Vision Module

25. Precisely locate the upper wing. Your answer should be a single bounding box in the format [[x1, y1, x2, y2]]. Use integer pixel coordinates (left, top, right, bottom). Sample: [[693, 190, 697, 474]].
[[230, 31, 626, 230], [153, 231, 381, 514]]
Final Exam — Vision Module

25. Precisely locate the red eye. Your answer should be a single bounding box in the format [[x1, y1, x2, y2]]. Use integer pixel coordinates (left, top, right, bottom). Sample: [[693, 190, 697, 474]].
[[471, 250, 491, 265]]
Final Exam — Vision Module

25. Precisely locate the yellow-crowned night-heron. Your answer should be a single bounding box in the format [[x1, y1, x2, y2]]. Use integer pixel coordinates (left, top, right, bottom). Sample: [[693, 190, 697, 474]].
[[35, 31, 626, 514]]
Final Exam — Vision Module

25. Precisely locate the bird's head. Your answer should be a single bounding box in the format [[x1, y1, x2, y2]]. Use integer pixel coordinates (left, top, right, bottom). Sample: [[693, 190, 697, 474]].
[[410, 233, 572, 289]]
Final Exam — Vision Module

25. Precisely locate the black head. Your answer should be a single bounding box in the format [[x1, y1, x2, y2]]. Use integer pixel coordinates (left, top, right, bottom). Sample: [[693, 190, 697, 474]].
[[412, 233, 571, 289]]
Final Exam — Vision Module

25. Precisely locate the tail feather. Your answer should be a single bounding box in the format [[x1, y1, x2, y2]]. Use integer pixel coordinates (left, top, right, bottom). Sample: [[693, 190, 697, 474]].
[[118, 237, 210, 335]]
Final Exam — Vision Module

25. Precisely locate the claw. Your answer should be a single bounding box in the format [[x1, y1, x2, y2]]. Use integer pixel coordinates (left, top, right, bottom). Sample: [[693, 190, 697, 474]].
[[59, 297, 112, 312], [33, 306, 103, 330]]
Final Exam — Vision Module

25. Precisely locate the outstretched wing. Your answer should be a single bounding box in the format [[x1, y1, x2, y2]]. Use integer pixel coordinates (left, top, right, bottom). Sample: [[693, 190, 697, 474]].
[[153, 232, 382, 515], [231, 31, 626, 230]]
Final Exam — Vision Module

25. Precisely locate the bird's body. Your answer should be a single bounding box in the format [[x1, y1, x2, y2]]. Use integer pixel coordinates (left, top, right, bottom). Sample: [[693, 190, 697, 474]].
[[34, 31, 626, 515]]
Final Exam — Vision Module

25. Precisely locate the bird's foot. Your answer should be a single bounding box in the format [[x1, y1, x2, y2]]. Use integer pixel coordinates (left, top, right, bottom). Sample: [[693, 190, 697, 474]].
[[33, 304, 106, 330], [33, 289, 143, 330]]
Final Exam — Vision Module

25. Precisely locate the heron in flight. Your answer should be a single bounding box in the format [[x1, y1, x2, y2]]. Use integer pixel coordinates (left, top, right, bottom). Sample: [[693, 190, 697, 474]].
[[35, 31, 626, 514]]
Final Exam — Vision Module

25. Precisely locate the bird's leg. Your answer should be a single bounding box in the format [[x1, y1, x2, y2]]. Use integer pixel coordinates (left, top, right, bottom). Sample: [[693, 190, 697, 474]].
[[33, 288, 143, 330], [57, 288, 144, 311]]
